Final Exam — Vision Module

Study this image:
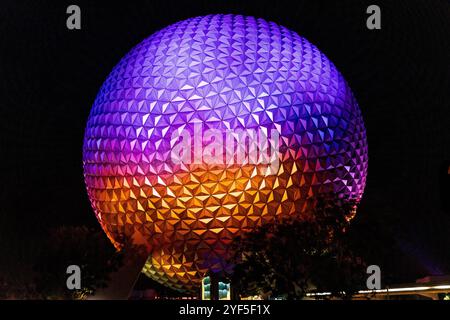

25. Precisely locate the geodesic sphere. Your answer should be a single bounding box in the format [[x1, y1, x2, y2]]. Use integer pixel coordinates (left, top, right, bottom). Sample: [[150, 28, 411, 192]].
[[83, 14, 368, 293]]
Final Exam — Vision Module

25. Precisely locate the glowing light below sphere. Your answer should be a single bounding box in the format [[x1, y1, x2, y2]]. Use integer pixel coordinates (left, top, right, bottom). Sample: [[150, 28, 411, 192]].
[[83, 14, 368, 292]]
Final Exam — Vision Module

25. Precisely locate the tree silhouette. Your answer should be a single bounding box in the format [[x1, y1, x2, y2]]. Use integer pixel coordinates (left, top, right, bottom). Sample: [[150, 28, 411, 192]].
[[229, 196, 367, 300], [31, 226, 124, 299]]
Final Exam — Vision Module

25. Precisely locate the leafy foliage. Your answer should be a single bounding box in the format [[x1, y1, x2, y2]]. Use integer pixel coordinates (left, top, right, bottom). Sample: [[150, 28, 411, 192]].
[[31, 226, 125, 299], [229, 196, 367, 299]]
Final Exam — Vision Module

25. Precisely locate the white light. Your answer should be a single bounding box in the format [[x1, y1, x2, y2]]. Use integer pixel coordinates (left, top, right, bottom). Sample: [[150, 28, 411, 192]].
[[308, 284, 450, 297], [306, 292, 332, 297], [432, 285, 450, 290]]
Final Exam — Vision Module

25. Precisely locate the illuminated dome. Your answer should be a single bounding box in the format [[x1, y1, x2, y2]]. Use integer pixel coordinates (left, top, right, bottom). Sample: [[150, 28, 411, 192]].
[[83, 14, 368, 292]]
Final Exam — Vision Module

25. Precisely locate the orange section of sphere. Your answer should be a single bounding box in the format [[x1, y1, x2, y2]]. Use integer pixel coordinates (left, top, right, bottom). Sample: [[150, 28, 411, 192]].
[[97, 162, 320, 292]]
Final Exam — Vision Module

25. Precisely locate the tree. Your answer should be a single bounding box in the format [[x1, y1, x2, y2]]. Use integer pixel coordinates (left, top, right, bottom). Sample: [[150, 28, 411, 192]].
[[229, 196, 367, 300], [0, 225, 150, 299], [32, 226, 125, 299]]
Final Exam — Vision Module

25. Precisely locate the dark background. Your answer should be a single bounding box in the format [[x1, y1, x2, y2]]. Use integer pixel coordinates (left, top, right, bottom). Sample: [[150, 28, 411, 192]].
[[0, 0, 449, 282]]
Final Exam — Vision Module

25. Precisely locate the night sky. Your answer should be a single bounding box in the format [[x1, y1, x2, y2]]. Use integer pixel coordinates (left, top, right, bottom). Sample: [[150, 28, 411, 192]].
[[0, 0, 449, 281]]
